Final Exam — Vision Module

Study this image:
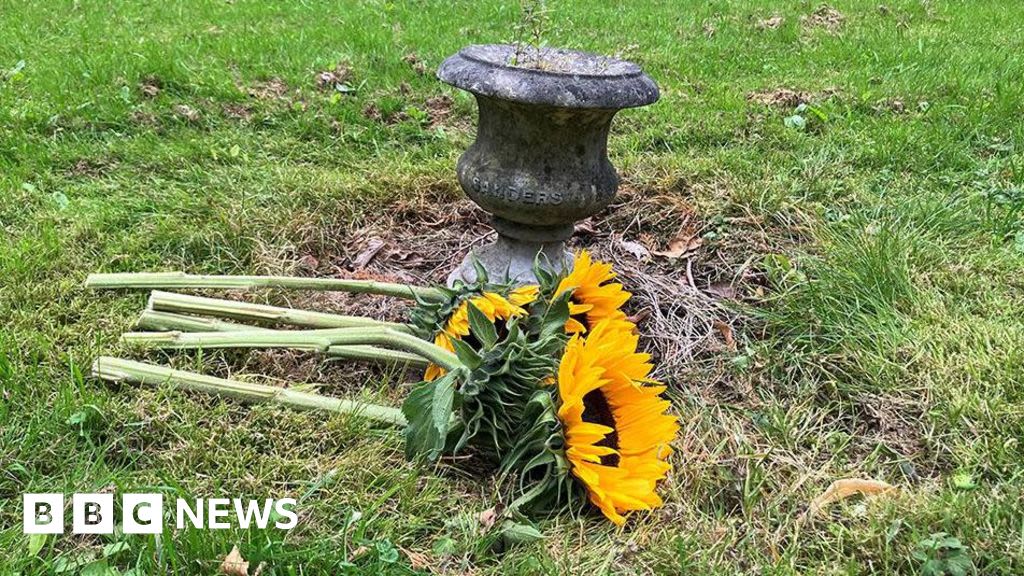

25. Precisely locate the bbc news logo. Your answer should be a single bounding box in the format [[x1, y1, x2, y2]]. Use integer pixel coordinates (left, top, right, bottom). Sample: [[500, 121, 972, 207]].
[[23, 493, 298, 534]]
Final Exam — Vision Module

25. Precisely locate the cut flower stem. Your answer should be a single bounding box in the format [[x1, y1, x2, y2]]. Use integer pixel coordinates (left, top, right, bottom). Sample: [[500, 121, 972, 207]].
[[91, 357, 407, 426], [123, 327, 462, 370], [147, 290, 413, 332], [136, 310, 428, 367], [85, 272, 443, 301]]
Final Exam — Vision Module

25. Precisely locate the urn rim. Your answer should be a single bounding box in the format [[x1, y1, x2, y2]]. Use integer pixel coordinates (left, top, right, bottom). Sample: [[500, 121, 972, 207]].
[[437, 44, 659, 110]]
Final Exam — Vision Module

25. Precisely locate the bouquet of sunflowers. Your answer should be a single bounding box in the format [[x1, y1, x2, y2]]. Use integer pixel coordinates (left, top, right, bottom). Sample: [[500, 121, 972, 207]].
[[87, 251, 678, 526]]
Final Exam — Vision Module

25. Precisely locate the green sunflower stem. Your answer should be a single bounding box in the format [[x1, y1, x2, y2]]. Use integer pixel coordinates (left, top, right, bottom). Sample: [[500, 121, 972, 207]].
[[146, 290, 414, 333], [122, 327, 462, 370], [85, 272, 443, 301], [136, 310, 428, 367], [91, 357, 406, 426]]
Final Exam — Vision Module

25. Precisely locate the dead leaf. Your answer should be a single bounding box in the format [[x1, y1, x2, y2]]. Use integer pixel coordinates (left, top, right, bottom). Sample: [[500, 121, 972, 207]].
[[478, 505, 500, 530], [574, 218, 597, 235], [652, 233, 702, 259], [352, 238, 385, 269], [220, 545, 249, 576], [349, 545, 369, 561], [713, 320, 736, 351], [626, 309, 651, 326], [388, 248, 424, 268], [707, 282, 737, 300], [399, 547, 431, 570], [618, 239, 650, 260], [296, 254, 319, 272], [808, 478, 897, 517], [756, 15, 784, 30]]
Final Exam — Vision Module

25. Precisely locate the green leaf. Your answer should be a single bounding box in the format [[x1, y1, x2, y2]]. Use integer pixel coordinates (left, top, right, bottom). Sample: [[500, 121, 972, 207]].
[[784, 114, 806, 130], [450, 338, 482, 369], [375, 539, 399, 563], [51, 191, 70, 210], [466, 302, 498, 349], [432, 536, 458, 556], [80, 559, 119, 576], [102, 541, 130, 558], [499, 520, 544, 547], [540, 291, 572, 339], [27, 533, 46, 557], [952, 471, 977, 491], [401, 373, 457, 460], [944, 554, 974, 576]]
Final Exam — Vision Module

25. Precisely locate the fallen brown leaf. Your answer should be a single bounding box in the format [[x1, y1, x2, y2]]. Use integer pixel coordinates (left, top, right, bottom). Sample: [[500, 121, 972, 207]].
[[478, 505, 500, 530], [808, 478, 897, 517], [618, 238, 651, 260], [352, 238, 385, 269], [757, 15, 784, 29], [626, 309, 651, 326], [652, 232, 702, 259], [707, 282, 737, 300], [574, 218, 597, 235], [220, 545, 249, 576], [399, 547, 432, 570], [713, 320, 736, 351]]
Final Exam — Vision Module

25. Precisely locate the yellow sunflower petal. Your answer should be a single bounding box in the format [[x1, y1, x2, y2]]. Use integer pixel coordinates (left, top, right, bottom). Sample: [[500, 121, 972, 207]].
[[556, 318, 679, 524]]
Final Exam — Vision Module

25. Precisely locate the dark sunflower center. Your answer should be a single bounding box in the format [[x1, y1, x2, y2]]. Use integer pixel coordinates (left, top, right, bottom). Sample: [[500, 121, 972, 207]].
[[581, 388, 620, 467], [462, 318, 509, 350], [570, 296, 592, 331]]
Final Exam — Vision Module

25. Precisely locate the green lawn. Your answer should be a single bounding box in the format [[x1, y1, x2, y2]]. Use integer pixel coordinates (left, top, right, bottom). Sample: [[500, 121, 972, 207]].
[[2, 0, 1024, 574]]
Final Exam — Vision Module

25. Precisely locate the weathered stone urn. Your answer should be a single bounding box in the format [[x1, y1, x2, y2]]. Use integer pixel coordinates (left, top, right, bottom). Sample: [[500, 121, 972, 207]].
[[438, 44, 659, 285]]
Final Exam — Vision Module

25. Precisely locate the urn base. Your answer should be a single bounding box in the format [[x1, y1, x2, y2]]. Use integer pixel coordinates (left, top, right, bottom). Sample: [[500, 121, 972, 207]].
[[447, 233, 572, 286]]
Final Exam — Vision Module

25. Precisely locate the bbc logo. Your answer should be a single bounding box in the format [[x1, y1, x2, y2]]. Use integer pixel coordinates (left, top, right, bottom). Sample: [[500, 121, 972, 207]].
[[24, 493, 298, 533], [24, 493, 163, 535]]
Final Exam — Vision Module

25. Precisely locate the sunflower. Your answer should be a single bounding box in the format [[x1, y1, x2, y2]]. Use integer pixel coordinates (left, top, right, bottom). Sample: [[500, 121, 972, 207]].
[[423, 287, 538, 380], [556, 319, 677, 525], [556, 250, 632, 334]]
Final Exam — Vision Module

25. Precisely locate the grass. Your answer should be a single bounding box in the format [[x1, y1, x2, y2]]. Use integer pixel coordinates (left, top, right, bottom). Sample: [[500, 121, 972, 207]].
[[2, 0, 1024, 573]]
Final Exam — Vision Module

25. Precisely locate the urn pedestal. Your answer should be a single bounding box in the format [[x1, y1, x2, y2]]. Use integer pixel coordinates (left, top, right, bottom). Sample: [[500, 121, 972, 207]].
[[438, 44, 659, 285]]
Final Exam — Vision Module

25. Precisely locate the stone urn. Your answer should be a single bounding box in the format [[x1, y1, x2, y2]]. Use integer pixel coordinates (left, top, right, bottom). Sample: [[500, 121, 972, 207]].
[[437, 44, 659, 285]]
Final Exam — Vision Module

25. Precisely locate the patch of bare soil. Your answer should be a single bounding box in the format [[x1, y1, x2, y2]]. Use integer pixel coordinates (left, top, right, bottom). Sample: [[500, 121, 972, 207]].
[[402, 52, 427, 76], [756, 15, 784, 30], [424, 95, 453, 127], [748, 88, 811, 108], [801, 5, 845, 32], [247, 77, 290, 101], [139, 75, 162, 98], [67, 157, 113, 178], [127, 108, 156, 126], [314, 62, 351, 91], [747, 87, 839, 108], [172, 104, 200, 122], [222, 102, 254, 120]]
